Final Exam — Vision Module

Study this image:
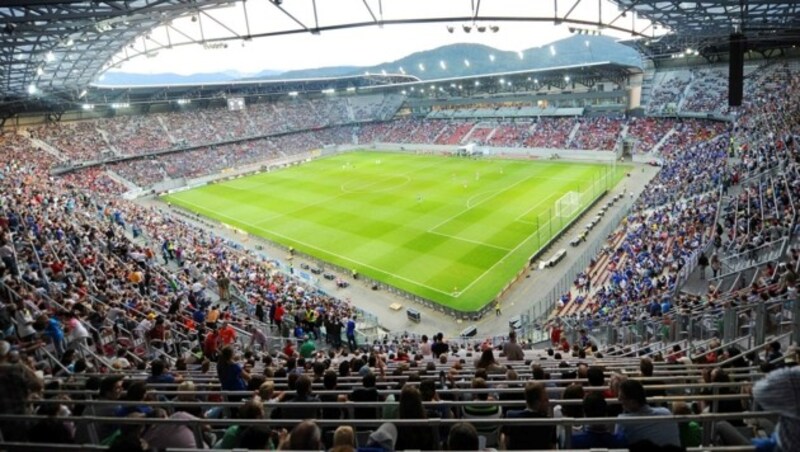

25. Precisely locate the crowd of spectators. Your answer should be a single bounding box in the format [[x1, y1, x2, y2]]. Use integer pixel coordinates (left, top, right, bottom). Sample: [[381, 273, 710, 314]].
[[569, 116, 624, 151], [646, 71, 691, 114], [23, 95, 398, 164], [0, 62, 798, 451], [434, 121, 476, 145], [681, 69, 728, 114], [625, 117, 677, 153], [553, 62, 799, 339]]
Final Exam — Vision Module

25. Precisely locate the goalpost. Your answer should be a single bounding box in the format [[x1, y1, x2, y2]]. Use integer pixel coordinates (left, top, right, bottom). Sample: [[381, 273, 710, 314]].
[[554, 191, 581, 218]]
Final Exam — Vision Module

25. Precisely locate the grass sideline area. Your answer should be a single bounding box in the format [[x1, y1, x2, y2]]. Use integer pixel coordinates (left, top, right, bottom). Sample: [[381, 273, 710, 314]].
[[164, 151, 627, 312]]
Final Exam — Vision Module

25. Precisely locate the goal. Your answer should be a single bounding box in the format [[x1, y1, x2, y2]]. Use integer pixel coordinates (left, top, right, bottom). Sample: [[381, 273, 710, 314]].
[[554, 191, 581, 218]]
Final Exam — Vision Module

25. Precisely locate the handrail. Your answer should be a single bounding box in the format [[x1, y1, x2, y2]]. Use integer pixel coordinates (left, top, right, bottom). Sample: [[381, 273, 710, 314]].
[[42, 380, 763, 397], [0, 411, 778, 427], [28, 393, 755, 408]]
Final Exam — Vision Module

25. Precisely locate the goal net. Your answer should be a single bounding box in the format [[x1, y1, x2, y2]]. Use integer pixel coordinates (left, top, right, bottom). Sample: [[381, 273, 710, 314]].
[[554, 191, 581, 218]]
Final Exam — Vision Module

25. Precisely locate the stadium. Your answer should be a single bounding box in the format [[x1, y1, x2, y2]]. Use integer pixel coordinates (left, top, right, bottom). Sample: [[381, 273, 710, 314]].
[[0, 0, 798, 451]]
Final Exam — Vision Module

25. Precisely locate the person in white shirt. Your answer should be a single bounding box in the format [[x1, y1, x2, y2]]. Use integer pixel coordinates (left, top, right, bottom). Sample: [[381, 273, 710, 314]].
[[419, 334, 432, 357]]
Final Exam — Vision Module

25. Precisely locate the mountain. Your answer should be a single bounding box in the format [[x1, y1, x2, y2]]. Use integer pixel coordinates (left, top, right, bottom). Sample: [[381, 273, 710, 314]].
[[355, 35, 641, 80], [250, 66, 363, 80], [99, 35, 640, 86]]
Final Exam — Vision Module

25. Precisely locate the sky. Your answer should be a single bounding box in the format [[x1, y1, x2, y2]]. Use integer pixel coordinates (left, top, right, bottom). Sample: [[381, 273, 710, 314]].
[[111, 0, 656, 76]]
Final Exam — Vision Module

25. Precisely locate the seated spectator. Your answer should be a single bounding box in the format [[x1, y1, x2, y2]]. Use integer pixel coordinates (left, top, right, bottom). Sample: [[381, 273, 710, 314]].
[[448, 422, 480, 450], [502, 382, 557, 450], [616, 379, 681, 448], [340, 372, 382, 421], [474, 348, 504, 373], [333, 425, 355, 450], [463, 377, 501, 447], [145, 359, 181, 385], [554, 383, 585, 447], [284, 420, 324, 450], [279, 374, 321, 421], [141, 408, 205, 449], [395, 385, 439, 450], [365, 423, 398, 451], [572, 392, 627, 448], [214, 398, 265, 448], [115, 381, 153, 417], [672, 402, 702, 448]]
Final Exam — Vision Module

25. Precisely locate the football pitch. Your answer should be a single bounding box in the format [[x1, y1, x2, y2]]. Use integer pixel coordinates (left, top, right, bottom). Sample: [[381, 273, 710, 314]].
[[164, 151, 626, 312]]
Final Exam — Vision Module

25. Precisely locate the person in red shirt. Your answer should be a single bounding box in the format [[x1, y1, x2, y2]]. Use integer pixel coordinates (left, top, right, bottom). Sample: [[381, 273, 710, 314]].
[[283, 339, 295, 357], [560, 337, 571, 353], [550, 323, 562, 346], [218, 322, 236, 346], [203, 329, 220, 361], [273, 302, 285, 328]]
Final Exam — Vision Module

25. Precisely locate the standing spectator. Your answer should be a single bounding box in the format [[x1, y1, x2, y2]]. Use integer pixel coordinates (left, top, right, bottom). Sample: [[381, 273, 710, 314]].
[[273, 302, 285, 329], [419, 334, 432, 357], [502, 382, 557, 450], [431, 332, 449, 359], [216, 346, 250, 401], [217, 272, 231, 301], [255, 301, 265, 324], [711, 253, 721, 278], [203, 328, 220, 361], [346, 315, 357, 351], [34, 313, 65, 356], [502, 331, 524, 361], [615, 379, 681, 448], [218, 321, 237, 346], [698, 252, 709, 280]]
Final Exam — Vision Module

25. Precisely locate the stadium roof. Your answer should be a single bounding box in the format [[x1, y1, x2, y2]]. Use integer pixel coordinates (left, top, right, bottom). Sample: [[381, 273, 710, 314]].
[[0, 0, 657, 117], [2, 0, 798, 116], [87, 73, 419, 107], [613, 0, 800, 59], [0, 0, 238, 115]]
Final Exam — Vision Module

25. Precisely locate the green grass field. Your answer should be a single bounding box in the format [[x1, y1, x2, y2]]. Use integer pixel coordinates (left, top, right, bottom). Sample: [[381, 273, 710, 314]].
[[164, 151, 626, 312]]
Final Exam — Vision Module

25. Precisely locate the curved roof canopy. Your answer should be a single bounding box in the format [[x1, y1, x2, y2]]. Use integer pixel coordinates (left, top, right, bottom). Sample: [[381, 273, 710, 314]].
[[613, 0, 800, 59], [0, 0, 235, 114]]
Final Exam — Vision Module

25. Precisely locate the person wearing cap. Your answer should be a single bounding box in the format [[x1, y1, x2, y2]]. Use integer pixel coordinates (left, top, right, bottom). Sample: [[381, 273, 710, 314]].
[[365, 422, 398, 451]]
